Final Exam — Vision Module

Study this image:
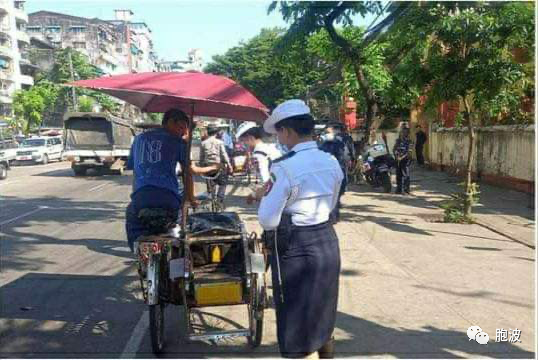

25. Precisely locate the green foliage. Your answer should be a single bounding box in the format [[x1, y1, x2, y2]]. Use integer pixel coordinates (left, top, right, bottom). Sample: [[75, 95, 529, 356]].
[[441, 182, 480, 223], [204, 27, 339, 116], [404, 3, 534, 122], [12, 80, 60, 134], [147, 113, 162, 124], [78, 96, 94, 112], [269, 1, 383, 50], [13, 47, 120, 129], [13, 88, 45, 134], [44, 48, 118, 112]]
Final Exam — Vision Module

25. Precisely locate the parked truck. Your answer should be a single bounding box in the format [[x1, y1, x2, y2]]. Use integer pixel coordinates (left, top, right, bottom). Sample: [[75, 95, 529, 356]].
[[63, 112, 136, 176]]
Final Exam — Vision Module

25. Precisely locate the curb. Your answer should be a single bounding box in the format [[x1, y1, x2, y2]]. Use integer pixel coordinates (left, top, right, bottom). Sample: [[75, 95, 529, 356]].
[[473, 219, 535, 249]]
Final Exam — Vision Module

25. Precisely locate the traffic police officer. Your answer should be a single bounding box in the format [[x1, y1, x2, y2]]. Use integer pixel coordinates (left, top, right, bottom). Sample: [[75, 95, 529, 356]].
[[393, 123, 413, 194], [258, 99, 343, 358], [235, 121, 283, 203]]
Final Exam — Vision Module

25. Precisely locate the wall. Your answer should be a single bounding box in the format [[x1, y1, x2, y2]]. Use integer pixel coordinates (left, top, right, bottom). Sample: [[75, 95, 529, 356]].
[[428, 125, 535, 193]]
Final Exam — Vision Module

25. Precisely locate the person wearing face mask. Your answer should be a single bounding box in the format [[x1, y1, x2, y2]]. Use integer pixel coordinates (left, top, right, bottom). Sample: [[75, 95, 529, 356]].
[[319, 123, 350, 223], [258, 99, 343, 358], [235, 122, 283, 203]]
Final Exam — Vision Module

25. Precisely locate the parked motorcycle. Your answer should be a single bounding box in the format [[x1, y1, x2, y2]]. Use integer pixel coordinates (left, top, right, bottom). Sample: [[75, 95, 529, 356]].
[[360, 143, 395, 193]]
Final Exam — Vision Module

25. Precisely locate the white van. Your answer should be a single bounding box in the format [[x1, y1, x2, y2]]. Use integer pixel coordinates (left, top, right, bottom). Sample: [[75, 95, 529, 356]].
[[16, 136, 63, 165]]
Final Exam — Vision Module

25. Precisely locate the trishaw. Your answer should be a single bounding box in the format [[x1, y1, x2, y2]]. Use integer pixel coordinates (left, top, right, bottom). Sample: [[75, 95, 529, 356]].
[[70, 72, 269, 354], [135, 208, 266, 353]]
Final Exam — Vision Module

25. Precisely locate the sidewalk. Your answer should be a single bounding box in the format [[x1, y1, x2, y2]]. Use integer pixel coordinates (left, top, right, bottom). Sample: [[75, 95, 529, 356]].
[[215, 172, 535, 358], [410, 166, 535, 248]]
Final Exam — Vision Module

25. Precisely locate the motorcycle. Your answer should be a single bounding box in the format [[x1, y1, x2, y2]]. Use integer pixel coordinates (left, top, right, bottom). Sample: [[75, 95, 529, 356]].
[[360, 143, 394, 193]]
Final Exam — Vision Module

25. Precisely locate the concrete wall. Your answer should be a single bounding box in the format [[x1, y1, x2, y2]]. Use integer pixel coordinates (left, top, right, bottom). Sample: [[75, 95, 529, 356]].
[[428, 125, 535, 193]]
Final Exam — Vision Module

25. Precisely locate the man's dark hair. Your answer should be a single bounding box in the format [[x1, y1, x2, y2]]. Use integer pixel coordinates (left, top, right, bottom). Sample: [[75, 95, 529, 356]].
[[326, 122, 344, 130], [274, 114, 314, 136], [162, 108, 188, 126], [240, 126, 265, 140], [207, 127, 219, 136]]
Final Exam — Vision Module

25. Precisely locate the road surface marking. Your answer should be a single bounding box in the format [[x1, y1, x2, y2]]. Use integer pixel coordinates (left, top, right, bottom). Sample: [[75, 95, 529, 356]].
[[88, 183, 109, 192], [120, 310, 148, 358], [0, 207, 45, 226]]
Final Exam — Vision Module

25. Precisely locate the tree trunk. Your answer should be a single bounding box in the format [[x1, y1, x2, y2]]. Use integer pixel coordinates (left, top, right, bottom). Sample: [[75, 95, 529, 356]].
[[353, 64, 381, 152], [463, 96, 475, 218], [323, 15, 381, 150]]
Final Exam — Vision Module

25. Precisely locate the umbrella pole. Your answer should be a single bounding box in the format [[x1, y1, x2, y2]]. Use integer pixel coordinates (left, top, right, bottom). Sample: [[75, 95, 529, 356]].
[[181, 102, 195, 234]]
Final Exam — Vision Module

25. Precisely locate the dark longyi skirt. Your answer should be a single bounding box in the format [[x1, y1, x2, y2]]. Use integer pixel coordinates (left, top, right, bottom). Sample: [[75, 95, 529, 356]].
[[271, 221, 341, 356]]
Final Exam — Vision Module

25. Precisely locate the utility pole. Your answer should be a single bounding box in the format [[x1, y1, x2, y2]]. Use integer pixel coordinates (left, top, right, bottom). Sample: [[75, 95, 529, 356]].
[[68, 50, 78, 111]]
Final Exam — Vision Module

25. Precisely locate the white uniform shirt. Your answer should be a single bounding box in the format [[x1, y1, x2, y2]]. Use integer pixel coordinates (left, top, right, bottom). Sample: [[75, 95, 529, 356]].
[[252, 142, 283, 183], [258, 141, 344, 230]]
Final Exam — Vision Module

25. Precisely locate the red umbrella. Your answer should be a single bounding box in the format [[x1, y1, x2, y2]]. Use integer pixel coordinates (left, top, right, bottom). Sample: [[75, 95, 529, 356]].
[[68, 71, 268, 122]]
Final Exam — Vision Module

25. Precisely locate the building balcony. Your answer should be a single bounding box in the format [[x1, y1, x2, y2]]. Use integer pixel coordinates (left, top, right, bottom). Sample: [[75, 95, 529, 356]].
[[17, 30, 29, 44], [0, 0, 9, 14], [19, 74, 33, 86], [0, 45, 12, 58], [13, 8, 28, 23], [0, 24, 10, 35], [0, 70, 13, 81], [0, 94, 12, 104]]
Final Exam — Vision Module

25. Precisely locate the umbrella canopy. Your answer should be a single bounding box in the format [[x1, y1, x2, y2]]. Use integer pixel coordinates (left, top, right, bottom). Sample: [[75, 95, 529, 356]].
[[68, 72, 268, 122]]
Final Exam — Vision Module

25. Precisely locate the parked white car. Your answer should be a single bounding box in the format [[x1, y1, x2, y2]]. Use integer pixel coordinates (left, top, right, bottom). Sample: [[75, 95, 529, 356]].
[[0, 139, 18, 163], [16, 136, 63, 165]]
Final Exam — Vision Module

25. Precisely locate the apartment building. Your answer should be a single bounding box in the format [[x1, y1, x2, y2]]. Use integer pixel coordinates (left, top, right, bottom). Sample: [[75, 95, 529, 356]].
[[28, 10, 130, 75], [157, 49, 204, 72], [0, 0, 34, 117], [28, 9, 159, 75]]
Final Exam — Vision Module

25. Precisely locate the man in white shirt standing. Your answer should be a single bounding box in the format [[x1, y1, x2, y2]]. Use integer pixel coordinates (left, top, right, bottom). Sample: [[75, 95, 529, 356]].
[[235, 121, 282, 203]]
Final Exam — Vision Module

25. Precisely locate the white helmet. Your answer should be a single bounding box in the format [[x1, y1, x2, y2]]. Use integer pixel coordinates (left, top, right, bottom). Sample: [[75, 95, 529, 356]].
[[235, 121, 257, 140]]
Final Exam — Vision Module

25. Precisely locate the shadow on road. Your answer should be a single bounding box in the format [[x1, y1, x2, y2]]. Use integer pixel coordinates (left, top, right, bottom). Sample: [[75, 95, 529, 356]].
[[0, 270, 144, 359], [1, 195, 131, 271]]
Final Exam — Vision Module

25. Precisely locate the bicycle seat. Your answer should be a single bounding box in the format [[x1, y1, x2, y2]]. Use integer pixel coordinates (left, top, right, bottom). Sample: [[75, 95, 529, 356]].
[[138, 208, 177, 234]]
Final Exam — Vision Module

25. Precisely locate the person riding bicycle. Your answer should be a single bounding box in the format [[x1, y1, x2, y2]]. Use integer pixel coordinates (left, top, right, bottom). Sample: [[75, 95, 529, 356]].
[[199, 126, 233, 208], [125, 108, 211, 252], [235, 121, 283, 203]]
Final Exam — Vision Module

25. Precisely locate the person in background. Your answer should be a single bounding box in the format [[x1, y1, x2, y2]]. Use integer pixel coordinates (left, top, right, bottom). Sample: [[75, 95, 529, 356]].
[[415, 125, 427, 166], [258, 99, 343, 358], [319, 123, 350, 223], [235, 121, 283, 203], [393, 123, 413, 195], [200, 126, 233, 207], [220, 128, 235, 170]]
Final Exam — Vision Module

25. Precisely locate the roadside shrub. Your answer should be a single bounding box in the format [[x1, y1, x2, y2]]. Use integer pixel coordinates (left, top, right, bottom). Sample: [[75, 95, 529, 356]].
[[441, 182, 480, 224]]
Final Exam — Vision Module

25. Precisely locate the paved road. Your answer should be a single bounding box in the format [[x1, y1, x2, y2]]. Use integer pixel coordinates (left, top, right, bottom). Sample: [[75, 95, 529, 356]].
[[0, 161, 534, 358]]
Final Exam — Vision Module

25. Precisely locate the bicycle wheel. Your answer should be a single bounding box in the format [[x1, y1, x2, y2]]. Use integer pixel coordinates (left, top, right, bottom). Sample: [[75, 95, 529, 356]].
[[149, 302, 165, 354], [148, 254, 166, 354]]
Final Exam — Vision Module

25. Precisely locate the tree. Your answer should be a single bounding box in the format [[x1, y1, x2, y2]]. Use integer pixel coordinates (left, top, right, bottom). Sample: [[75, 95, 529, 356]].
[[204, 27, 339, 116], [12, 80, 59, 134], [13, 88, 45, 134], [404, 2, 534, 218], [269, 1, 386, 135], [44, 47, 118, 113]]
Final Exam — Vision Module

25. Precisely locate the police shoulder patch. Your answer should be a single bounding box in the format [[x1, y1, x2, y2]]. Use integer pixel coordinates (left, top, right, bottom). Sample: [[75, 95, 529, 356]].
[[264, 173, 276, 196]]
